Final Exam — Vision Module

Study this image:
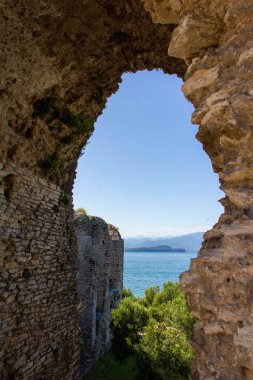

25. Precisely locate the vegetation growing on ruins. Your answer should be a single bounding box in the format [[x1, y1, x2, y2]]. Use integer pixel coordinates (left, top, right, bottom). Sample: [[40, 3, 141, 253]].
[[76, 207, 87, 215], [35, 101, 94, 178], [38, 153, 63, 176], [59, 111, 94, 142], [84, 351, 138, 380], [86, 281, 195, 380], [59, 192, 71, 207], [34, 96, 94, 157]]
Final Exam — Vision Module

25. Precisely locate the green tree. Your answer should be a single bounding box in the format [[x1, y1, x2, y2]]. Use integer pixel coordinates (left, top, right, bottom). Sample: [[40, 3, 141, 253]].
[[138, 322, 193, 379], [111, 281, 195, 379], [122, 288, 134, 299], [112, 298, 149, 360]]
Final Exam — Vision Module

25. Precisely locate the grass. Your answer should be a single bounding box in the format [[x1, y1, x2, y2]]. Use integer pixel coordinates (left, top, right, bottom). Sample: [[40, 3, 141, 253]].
[[84, 352, 138, 380], [83, 351, 184, 380]]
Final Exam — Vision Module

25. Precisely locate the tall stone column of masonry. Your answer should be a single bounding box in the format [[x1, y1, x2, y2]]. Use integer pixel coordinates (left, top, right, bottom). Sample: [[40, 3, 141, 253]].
[[74, 215, 123, 376], [0, 166, 80, 379], [143, 0, 253, 379]]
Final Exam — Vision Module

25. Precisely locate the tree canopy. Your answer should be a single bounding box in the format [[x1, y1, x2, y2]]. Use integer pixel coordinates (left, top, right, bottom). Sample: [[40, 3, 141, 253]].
[[111, 281, 195, 380]]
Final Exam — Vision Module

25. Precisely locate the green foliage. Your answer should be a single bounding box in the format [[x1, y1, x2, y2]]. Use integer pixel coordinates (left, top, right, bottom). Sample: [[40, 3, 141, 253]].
[[111, 281, 195, 379], [59, 192, 71, 207], [112, 298, 149, 360], [33, 96, 94, 148], [144, 285, 160, 306], [122, 288, 134, 299], [33, 96, 57, 118], [60, 111, 94, 146], [60, 111, 93, 135], [108, 223, 119, 231], [38, 153, 62, 175], [138, 324, 193, 379], [84, 351, 138, 380], [76, 207, 87, 215]]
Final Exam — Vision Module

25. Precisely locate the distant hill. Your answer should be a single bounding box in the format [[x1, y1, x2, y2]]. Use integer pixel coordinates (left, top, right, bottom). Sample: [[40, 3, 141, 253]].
[[125, 245, 186, 253], [124, 232, 203, 252]]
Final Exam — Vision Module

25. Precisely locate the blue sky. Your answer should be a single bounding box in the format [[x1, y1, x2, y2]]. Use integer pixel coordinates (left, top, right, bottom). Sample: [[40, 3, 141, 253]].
[[73, 70, 224, 238]]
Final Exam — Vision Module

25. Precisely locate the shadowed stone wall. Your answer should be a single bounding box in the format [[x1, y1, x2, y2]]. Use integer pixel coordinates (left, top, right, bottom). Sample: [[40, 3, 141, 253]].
[[74, 215, 123, 376]]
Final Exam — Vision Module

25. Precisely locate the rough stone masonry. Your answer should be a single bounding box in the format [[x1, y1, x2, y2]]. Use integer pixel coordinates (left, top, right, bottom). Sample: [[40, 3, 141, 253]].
[[1, 0, 253, 379], [74, 214, 123, 377]]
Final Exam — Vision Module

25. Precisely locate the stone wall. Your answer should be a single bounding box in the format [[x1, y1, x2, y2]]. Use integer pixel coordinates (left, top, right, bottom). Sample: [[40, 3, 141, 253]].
[[0, 163, 79, 379], [74, 215, 123, 376]]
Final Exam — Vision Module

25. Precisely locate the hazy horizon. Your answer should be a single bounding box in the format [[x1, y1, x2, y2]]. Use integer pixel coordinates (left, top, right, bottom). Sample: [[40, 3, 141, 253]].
[[122, 229, 204, 239]]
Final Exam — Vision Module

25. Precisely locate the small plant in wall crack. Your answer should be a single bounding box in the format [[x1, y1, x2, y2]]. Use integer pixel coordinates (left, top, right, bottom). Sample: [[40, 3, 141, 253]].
[[33, 96, 94, 146], [59, 192, 71, 207], [59, 111, 94, 145], [38, 153, 63, 176]]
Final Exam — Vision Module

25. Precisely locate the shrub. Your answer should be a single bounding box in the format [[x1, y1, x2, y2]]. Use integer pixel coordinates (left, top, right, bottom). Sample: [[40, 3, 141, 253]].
[[59, 192, 71, 207], [122, 288, 134, 299], [144, 285, 160, 306], [38, 153, 62, 175], [76, 207, 87, 215], [60, 111, 93, 135], [111, 281, 195, 379], [138, 323, 193, 379], [112, 298, 149, 360]]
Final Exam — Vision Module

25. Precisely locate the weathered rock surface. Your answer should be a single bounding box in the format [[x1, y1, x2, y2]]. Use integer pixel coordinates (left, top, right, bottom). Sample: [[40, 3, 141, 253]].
[[1, 0, 253, 379], [74, 215, 123, 376]]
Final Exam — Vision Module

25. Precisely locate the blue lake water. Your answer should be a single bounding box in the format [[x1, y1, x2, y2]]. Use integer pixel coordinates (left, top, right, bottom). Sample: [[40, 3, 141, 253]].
[[124, 251, 198, 296]]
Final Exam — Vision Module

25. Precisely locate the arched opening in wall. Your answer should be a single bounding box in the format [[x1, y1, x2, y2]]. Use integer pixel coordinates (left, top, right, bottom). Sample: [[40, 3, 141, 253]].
[[73, 70, 224, 378]]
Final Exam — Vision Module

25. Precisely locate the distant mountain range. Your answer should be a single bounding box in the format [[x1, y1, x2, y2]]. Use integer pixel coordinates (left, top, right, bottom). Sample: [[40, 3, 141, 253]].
[[124, 232, 204, 252], [125, 245, 186, 253]]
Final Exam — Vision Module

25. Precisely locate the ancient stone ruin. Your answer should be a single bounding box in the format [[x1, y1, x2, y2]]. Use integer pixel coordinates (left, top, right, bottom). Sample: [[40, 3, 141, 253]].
[[74, 214, 123, 376], [1, 0, 253, 379]]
